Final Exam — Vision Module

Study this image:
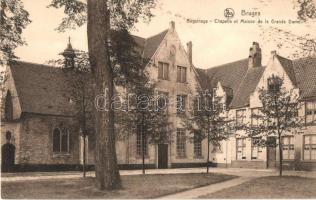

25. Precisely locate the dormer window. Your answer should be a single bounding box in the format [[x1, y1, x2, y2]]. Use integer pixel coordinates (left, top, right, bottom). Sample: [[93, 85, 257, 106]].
[[158, 62, 169, 80], [267, 75, 282, 93], [4, 91, 13, 121]]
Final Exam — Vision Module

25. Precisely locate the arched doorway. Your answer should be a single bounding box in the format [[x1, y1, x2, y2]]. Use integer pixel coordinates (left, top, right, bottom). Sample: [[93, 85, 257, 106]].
[[1, 131, 15, 172]]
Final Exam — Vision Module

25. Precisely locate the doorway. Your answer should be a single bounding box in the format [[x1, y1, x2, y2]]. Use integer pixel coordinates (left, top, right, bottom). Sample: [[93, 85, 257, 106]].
[[1, 131, 16, 172], [267, 137, 276, 168], [158, 144, 168, 169]]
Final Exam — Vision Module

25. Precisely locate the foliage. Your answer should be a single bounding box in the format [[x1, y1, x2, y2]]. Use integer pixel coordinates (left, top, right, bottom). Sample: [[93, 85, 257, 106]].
[[184, 85, 234, 173], [260, 27, 316, 59], [185, 87, 234, 145], [0, 0, 31, 66], [48, 0, 155, 32], [241, 76, 303, 176], [242, 76, 303, 144], [296, 0, 316, 21], [48, 50, 94, 135], [49, 0, 157, 189], [259, 0, 316, 59]]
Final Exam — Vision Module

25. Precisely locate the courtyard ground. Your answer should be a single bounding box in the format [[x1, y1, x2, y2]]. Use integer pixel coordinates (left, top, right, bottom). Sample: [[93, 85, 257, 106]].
[[200, 176, 316, 199], [2, 168, 316, 199], [1, 173, 236, 199]]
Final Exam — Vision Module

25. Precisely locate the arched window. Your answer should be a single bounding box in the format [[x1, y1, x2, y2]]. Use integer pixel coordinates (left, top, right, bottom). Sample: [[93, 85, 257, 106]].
[[53, 128, 61, 153], [52, 127, 70, 154], [61, 128, 70, 153], [5, 91, 13, 121]]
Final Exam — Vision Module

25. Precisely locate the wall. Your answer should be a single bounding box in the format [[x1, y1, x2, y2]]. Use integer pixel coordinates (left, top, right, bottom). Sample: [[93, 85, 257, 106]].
[[17, 113, 80, 165]]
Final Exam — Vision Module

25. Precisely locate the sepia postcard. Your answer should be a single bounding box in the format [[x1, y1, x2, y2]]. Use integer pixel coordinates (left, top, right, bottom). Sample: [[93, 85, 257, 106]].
[[1, 0, 316, 199]]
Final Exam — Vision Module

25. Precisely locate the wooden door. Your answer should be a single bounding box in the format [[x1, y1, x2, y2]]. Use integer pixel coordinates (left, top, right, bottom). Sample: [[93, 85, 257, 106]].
[[267, 137, 276, 168], [158, 144, 168, 169]]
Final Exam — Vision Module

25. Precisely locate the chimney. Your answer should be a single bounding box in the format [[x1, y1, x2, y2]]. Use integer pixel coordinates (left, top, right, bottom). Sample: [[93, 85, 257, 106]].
[[169, 21, 175, 31], [187, 41, 193, 66], [248, 42, 262, 68]]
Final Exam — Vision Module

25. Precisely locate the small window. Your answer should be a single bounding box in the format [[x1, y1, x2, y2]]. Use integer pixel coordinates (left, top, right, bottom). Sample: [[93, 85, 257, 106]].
[[303, 135, 316, 160], [176, 129, 186, 158], [177, 66, 187, 83], [251, 108, 261, 127], [194, 132, 202, 157], [158, 62, 169, 80], [236, 138, 246, 160], [306, 101, 316, 125], [236, 109, 246, 127], [267, 75, 281, 93], [53, 127, 70, 154], [282, 136, 294, 160]]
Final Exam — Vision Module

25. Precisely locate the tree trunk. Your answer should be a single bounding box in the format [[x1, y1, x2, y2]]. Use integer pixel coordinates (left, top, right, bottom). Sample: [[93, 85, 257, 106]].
[[207, 128, 210, 174], [278, 133, 283, 177], [83, 135, 86, 178], [87, 0, 121, 190], [142, 122, 145, 175]]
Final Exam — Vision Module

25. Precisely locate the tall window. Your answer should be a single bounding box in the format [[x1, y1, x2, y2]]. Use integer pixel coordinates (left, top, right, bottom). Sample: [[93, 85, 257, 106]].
[[282, 136, 294, 160], [251, 138, 262, 160], [177, 66, 187, 83], [306, 101, 316, 125], [236, 138, 246, 160], [158, 62, 169, 80], [303, 135, 316, 160], [176, 129, 186, 158], [136, 126, 148, 156], [194, 132, 202, 157], [53, 128, 70, 153], [156, 91, 168, 112], [236, 109, 246, 127], [176, 95, 187, 115], [4, 91, 13, 121]]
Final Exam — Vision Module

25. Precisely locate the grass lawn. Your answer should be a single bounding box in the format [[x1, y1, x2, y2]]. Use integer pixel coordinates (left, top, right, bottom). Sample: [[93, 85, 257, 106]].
[[2, 173, 235, 199], [202, 176, 316, 199]]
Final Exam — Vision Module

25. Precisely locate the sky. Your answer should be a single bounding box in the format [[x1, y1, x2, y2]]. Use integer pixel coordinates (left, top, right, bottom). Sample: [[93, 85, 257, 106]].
[[15, 0, 316, 69]]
